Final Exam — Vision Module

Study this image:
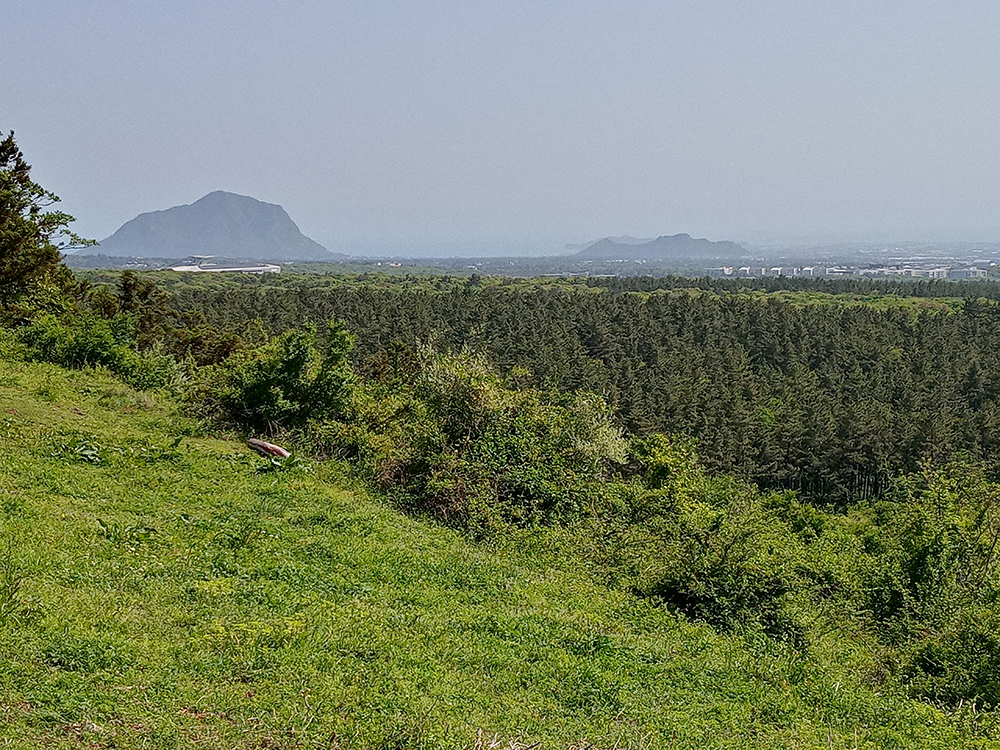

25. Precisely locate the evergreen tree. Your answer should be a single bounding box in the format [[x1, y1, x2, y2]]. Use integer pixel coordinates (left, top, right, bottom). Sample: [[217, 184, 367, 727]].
[[0, 130, 91, 306]]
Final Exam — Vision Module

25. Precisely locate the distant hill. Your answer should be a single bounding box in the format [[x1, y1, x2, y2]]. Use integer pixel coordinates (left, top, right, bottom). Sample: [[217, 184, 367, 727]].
[[573, 234, 746, 260], [565, 235, 656, 250], [92, 191, 341, 262]]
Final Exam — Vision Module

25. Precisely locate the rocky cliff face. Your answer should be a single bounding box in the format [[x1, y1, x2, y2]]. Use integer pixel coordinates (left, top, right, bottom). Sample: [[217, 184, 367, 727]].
[[95, 191, 337, 261]]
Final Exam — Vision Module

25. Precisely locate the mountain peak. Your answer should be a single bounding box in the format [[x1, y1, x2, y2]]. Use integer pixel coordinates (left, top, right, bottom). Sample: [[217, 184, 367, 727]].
[[93, 192, 338, 261]]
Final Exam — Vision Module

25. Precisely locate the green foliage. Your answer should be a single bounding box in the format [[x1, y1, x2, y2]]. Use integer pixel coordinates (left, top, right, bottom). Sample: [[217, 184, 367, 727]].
[[198, 321, 354, 434], [116, 269, 174, 348], [860, 463, 1000, 633], [646, 490, 806, 641], [95, 517, 157, 545], [148, 271, 1000, 505], [113, 342, 188, 391], [632, 433, 701, 493], [0, 326, 24, 360], [18, 263, 1000, 721], [0, 357, 986, 749], [614, 436, 807, 640], [605, 444, 1000, 701], [61, 437, 102, 464], [73, 271, 243, 368], [254, 451, 311, 474], [0, 130, 89, 312], [849, 462, 1000, 705], [0, 546, 24, 624], [901, 607, 1000, 707], [19, 312, 119, 368], [318, 345, 627, 534], [17, 312, 185, 391]]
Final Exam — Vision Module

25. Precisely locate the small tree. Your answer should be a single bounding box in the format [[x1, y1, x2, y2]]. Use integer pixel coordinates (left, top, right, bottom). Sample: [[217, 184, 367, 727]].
[[0, 130, 92, 305]]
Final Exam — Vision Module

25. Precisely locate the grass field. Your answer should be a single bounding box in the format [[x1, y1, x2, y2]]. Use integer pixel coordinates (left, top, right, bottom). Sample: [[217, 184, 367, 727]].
[[1, 358, 996, 748]]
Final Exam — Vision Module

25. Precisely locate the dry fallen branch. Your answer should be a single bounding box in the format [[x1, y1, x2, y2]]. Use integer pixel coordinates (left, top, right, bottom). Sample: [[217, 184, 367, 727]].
[[247, 438, 291, 458]]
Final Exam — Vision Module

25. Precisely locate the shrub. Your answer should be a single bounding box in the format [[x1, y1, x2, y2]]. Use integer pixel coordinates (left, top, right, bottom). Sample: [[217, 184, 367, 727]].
[[19, 312, 119, 368], [641, 489, 806, 640], [0, 325, 25, 360], [619, 436, 808, 640], [114, 344, 187, 392], [858, 462, 1000, 634], [17, 312, 184, 391], [850, 461, 1000, 704], [199, 321, 354, 435], [901, 607, 1000, 706], [314, 345, 627, 534]]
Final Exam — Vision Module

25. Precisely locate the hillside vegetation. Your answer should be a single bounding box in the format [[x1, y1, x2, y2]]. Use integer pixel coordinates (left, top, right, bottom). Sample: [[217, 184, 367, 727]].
[[1, 355, 997, 749], [7, 134, 1000, 747], [118, 270, 1000, 505], [7, 266, 1000, 746]]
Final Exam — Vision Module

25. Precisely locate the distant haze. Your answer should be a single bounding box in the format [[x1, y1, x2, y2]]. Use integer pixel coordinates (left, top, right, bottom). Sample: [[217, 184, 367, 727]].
[[6, 1, 1000, 255]]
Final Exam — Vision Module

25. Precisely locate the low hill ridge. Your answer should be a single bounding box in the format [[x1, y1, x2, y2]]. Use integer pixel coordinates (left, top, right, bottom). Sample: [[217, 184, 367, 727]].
[[93, 191, 339, 261], [574, 233, 746, 259]]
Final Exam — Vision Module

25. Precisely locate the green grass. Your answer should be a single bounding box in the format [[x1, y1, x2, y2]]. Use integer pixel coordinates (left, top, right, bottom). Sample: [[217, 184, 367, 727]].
[[0, 359, 997, 748]]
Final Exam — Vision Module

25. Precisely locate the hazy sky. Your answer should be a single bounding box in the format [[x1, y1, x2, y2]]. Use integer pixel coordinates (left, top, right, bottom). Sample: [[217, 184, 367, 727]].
[[5, 0, 1000, 255]]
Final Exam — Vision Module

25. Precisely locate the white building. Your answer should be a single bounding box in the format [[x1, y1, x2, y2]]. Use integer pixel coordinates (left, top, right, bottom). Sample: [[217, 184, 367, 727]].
[[168, 256, 280, 274]]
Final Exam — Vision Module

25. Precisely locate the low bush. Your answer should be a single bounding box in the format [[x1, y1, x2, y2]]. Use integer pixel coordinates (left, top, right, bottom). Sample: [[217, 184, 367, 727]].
[[901, 606, 1000, 706], [311, 345, 627, 535], [847, 462, 1000, 704], [608, 435, 808, 640], [17, 312, 184, 391], [19, 312, 119, 368], [194, 321, 354, 435]]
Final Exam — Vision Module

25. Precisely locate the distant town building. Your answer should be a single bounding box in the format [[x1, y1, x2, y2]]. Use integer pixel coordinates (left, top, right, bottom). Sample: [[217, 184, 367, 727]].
[[703, 263, 992, 281], [949, 267, 988, 279], [168, 256, 280, 274]]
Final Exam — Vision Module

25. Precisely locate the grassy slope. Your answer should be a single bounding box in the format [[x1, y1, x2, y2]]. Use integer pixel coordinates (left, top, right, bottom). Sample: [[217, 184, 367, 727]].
[[0, 359, 994, 749]]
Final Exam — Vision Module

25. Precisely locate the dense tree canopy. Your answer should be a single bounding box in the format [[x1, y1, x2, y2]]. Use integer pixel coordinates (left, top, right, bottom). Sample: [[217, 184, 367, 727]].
[[114, 272, 1000, 505]]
